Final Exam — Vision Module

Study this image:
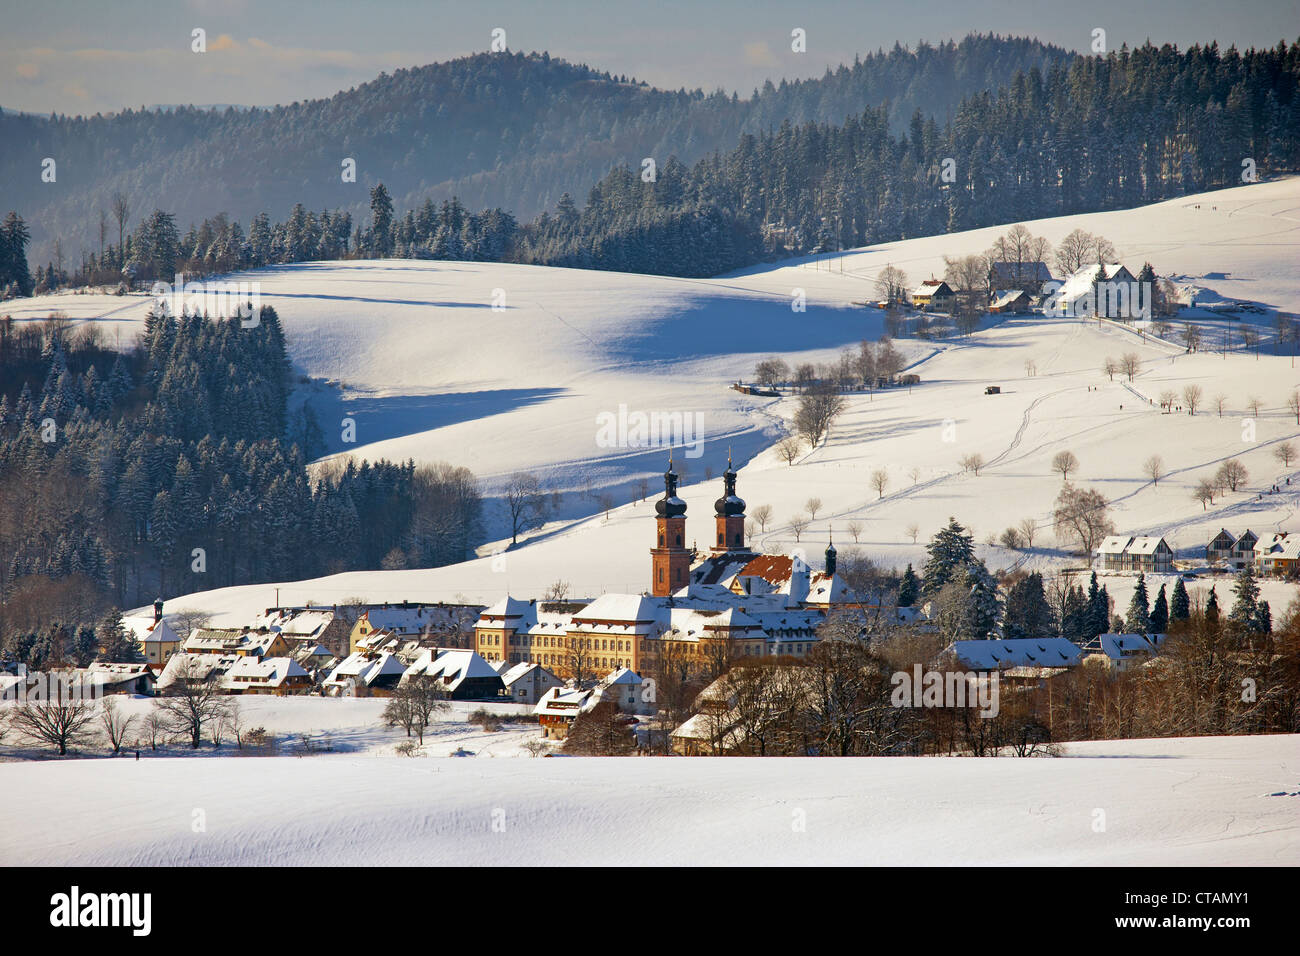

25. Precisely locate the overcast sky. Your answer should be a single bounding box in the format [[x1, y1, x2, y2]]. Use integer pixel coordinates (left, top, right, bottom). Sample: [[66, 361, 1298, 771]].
[[3, 0, 1295, 115]]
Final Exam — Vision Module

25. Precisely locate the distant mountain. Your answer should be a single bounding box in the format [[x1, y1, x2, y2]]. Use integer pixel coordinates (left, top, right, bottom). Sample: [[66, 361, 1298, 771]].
[[2, 35, 1074, 261]]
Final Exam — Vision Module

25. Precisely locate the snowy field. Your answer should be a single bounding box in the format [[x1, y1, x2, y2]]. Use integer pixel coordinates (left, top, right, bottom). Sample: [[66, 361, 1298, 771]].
[[0, 733, 1294, 866], [7, 177, 1300, 614]]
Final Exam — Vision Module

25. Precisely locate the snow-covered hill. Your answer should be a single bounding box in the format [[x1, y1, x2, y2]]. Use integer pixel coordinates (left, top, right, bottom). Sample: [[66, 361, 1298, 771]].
[[8, 177, 1300, 615], [1, 733, 1295, 866]]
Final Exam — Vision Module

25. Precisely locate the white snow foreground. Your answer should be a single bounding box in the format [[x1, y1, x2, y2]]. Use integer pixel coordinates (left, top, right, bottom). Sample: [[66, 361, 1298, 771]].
[[0, 734, 1295, 866]]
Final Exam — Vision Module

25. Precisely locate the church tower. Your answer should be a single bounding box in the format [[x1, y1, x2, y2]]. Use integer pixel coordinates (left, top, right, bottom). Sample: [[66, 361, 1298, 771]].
[[713, 450, 747, 554], [651, 453, 691, 596], [825, 528, 837, 576]]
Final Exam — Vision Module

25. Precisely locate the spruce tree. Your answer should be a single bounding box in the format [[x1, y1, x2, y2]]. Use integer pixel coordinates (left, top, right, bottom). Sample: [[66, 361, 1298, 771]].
[[1228, 564, 1260, 630], [1171, 577, 1190, 621], [96, 608, 143, 663], [1002, 571, 1056, 639], [1253, 600, 1272, 635], [898, 563, 919, 607], [1150, 583, 1169, 633], [1125, 573, 1151, 633], [1205, 586, 1220, 623]]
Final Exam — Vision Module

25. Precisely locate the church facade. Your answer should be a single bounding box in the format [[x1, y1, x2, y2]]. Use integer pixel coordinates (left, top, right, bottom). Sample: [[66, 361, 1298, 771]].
[[473, 455, 862, 680]]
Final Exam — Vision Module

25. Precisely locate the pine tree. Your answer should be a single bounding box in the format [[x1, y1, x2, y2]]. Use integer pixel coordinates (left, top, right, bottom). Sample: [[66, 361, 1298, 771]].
[[1171, 577, 1190, 621], [1150, 583, 1169, 633], [1125, 573, 1151, 633], [921, 517, 975, 596], [898, 563, 919, 607]]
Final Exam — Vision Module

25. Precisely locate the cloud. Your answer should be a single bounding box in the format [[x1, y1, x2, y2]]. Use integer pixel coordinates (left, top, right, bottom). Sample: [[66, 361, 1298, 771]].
[[15, 62, 40, 80], [208, 33, 237, 52]]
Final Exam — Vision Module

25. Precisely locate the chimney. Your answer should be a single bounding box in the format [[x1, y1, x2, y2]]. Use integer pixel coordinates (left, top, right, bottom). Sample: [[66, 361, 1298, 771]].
[[153, 598, 164, 624]]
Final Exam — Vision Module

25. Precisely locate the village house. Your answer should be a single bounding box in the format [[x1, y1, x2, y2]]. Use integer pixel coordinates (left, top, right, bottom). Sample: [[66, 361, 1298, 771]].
[[222, 656, 314, 695], [533, 686, 596, 740], [1096, 535, 1174, 573], [322, 650, 407, 697], [1254, 532, 1300, 576], [943, 637, 1083, 671], [251, 606, 354, 658], [910, 279, 954, 311], [989, 260, 1053, 292], [1090, 633, 1167, 673], [79, 661, 156, 696], [494, 661, 564, 705], [402, 649, 505, 700], [1049, 263, 1141, 318], [988, 289, 1032, 314], [348, 602, 483, 654]]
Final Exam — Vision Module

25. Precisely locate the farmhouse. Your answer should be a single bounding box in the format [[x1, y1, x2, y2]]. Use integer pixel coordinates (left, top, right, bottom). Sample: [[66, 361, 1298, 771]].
[[222, 656, 313, 695], [322, 650, 407, 697], [534, 686, 596, 739], [80, 662, 156, 696], [988, 289, 1032, 314], [910, 279, 954, 311], [1049, 263, 1142, 318], [989, 260, 1053, 291]]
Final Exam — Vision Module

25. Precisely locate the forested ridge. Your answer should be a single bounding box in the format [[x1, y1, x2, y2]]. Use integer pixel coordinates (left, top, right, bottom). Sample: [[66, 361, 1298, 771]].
[[5, 37, 1297, 286], [3, 36, 1078, 264]]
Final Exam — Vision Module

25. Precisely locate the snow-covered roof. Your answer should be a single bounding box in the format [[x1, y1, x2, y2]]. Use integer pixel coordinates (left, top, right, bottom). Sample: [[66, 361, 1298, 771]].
[[224, 655, 309, 688], [404, 649, 502, 691], [533, 686, 595, 717], [946, 638, 1082, 670], [1098, 633, 1166, 659]]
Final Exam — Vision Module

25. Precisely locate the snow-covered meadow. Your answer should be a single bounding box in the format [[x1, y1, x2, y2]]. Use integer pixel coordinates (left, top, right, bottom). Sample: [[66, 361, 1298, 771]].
[[1, 732, 1295, 866], [8, 177, 1300, 614]]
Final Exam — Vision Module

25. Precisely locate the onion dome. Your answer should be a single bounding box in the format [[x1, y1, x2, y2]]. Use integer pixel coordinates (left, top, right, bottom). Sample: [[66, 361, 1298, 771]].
[[714, 449, 746, 516], [656, 452, 687, 517]]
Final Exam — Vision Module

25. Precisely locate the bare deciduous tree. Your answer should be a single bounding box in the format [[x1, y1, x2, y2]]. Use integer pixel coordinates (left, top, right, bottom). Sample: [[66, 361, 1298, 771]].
[[1274, 441, 1297, 469], [1120, 352, 1140, 381], [503, 472, 546, 546], [1182, 384, 1203, 415], [752, 504, 773, 532], [1193, 478, 1217, 510], [100, 696, 137, 755], [1159, 389, 1178, 413], [153, 658, 235, 749], [1213, 393, 1228, 417], [1018, 517, 1037, 547], [10, 687, 99, 755], [870, 469, 889, 499], [1102, 357, 1118, 381], [1287, 389, 1300, 425], [777, 436, 802, 465], [959, 453, 985, 476], [847, 520, 863, 543], [1144, 454, 1165, 486], [788, 516, 808, 542], [805, 497, 823, 521], [1215, 459, 1248, 493], [1052, 450, 1079, 480], [795, 384, 847, 448], [1053, 484, 1114, 563], [905, 522, 919, 544]]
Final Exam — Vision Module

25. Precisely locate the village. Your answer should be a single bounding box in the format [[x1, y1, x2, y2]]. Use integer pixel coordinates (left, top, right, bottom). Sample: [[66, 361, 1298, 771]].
[[3, 443, 1294, 758]]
